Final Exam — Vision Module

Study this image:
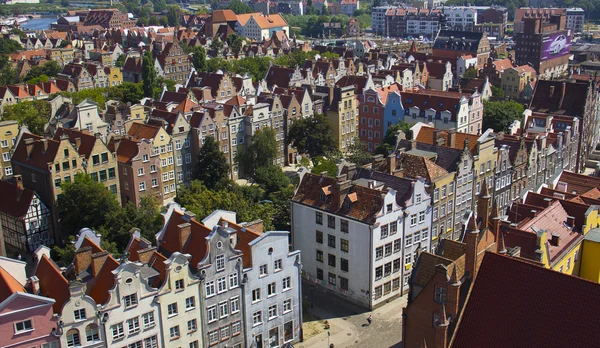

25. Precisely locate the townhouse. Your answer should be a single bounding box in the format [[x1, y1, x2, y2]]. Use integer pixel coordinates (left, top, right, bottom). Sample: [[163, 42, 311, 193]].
[[45, 98, 109, 139], [235, 13, 289, 41], [155, 41, 192, 85], [291, 167, 431, 308], [358, 83, 402, 152], [0, 120, 18, 179], [315, 85, 358, 152]]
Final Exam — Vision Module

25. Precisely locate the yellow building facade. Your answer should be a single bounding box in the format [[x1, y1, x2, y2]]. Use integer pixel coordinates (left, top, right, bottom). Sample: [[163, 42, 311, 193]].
[[0, 120, 18, 179], [326, 85, 358, 152]]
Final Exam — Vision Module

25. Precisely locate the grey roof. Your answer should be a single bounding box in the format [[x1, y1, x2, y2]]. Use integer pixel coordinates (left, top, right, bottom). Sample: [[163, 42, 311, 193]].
[[584, 228, 600, 243], [405, 148, 438, 159]]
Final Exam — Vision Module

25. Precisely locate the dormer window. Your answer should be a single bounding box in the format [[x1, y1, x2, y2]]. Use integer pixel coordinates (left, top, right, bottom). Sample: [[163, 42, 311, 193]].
[[320, 186, 331, 202]]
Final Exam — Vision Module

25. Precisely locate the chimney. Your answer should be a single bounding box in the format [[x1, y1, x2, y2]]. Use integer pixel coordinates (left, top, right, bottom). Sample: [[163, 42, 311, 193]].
[[177, 222, 191, 251], [448, 129, 456, 148], [183, 211, 196, 222], [73, 246, 93, 275], [29, 276, 40, 295], [25, 138, 34, 158], [75, 137, 81, 150], [335, 176, 352, 208], [566, 215, 575, 227], [464, 215, 480, 279], [387, 154, 396, 175], [137, 247, 157, 264], [550, 233, 561, 247], [91, 251, 109, 277], [40, 139, 48, 152], [15, 175, 23, 191]]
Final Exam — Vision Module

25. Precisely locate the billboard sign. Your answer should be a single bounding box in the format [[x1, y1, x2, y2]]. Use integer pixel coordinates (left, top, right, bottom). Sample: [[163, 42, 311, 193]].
[[541, 29, 571, 61]]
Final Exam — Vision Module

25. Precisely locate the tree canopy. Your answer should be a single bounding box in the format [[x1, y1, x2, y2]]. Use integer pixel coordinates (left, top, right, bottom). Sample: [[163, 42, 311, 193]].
[[287, 113, 337, 161], [194, 135, 230, 190], [236, 127, 279, 178], [376, 121, 412, 155], [227, 0, 253, 14], [0, 38, 22, 54], [1, 100, 51, 135], [142, 50, 157, 98], [482, 100, 525, 133], [346, 137, 372, 165], [24, 60, 61, 82]]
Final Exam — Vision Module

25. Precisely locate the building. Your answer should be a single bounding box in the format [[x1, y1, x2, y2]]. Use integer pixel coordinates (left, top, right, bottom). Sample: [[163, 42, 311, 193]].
[[54, 128, 120, 200], [514, 15, 570, 79], [235, 13, 289, 41], [155, 41, 192, 85], [474, 6, 508, 38], [451, 252, 600, 348], [0, 177, 53, 254], [433, 30, 491, 67], [124, 122, 176, 205], [385, 8, 441, 39], [82, 8, 137, 29], [340, 0, 359, 17], [0, 261, 59, 348], [442, 7, 477, 32], [45, 98, 109, 139], [373, 6, 395, 36], [500, 65, 536, 99], [292, 168, 432, 308], [316, 85, 358, 152], [514, 7, 584, 34], [402, 191, 500, 348], [0, 120, 18, 179]]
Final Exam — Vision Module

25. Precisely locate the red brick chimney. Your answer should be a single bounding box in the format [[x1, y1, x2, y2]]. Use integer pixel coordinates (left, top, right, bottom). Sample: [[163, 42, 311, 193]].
[[137, 247, 157, 264], [177, 222, 192, 251], [73, 246, 93, 275], [91, 251, 109, 277]]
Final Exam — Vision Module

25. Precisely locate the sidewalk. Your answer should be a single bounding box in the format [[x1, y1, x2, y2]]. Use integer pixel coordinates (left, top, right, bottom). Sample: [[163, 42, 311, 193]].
[[298, 282, 406, 348]]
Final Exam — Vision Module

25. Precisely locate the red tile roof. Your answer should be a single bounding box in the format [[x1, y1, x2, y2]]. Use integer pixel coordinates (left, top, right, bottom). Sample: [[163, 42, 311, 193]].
[[54, 128, 98, 159], [11, 133, 61, 171], [159, 210, 211, 269], [556, 171, 600, 195], [451, 252, 600, 348], [416, 125, 478, 154], [0, 266, 25, 303], [35, 254, 70, 312], [0, 180, 36, 218], [127, 122, 161, 141]]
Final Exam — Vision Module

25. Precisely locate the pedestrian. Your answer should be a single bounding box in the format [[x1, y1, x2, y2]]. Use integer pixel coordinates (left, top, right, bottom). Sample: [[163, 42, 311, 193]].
[[367, 315, 372, 326]]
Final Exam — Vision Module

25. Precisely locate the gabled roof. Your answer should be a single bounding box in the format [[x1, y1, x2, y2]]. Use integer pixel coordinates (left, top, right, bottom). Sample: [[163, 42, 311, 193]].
[[159, 210, 211, 269], [127, 122, 161, 141], [11, 133, 61, 171], [451, 252, 600, 348], [415, 125, 478, 154], [530, 80, 591, 116], [0, 266, 25, 303], [54, 128, 99, 159], [211, 9, 237, 23], [35, 254, 70, 312], [0, 180, 36, 218], [398, 153, 449, 182], [556, 171, 600, 195], [219, 218, 261, 268]]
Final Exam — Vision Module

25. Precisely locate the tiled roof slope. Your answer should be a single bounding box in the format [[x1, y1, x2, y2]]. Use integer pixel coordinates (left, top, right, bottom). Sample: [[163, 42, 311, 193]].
[[529, 80, 591, 116], [35, 254, 70, 312], [0, 266, 25, 303], [0, 180, 35, 218], [451, 252, 600, 348]]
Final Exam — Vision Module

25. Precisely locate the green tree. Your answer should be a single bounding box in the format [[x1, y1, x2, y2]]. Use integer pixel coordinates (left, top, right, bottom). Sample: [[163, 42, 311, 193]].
[[59, 40, 71, 48], [24, 60, 61, 81], [227, 0, 253, 14], [462, 67, 478, 79], [106, 82, 144, 104], [491, 85, 505, 98], [60, 88, 107, 109], [376, 121, 412, 155], [115, 54, 126, 68], [236, 128, 278, 178], [0, 55, 19, 86], [153, 0, 167, 12], [254, 165, 290, 194], [482, 100, 525, 133], [0, 38, 22, 54], [194, 135, 230, 190], [142, 51, 157, 98], [311, 156, 338, 177], [226, 33, 244, 54], [190, 46, 207, 71], [167, 5, 179, 27], [346, 137, 371, 165], [206, 57, 232, 72], [268, 186, 294, 231], [60, 0, 69, 7], [287, 113, 336, 161], [321, 52, 340, 60], [1, 100, 51, 135], [356, 14, 372, 30], [210, 37, 224, 52], [57, 174, 121, 236]]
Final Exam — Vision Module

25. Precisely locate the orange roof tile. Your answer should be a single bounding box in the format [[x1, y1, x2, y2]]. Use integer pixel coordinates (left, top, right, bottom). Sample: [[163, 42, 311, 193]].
[[0, 266, 25, 303], [35, 254, 70, 312]]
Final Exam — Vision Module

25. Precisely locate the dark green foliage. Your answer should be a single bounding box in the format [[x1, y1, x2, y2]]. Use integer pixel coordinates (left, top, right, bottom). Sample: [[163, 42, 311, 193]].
[[1, 100, 51, 135], [376, 121, 412, 155], [287, 113, 337, 161], [482, 100, 525, 133], [24, 60, 61, 82], [236, 128, 278, 178], [227, 0, 253, 14], [254, 165, 290, 194], [194, 136, 230, 190], [0, 38, 22, 54], [491, 85, 505, 98], [142, 51, 157, 98], [115, 54, 126, 68]]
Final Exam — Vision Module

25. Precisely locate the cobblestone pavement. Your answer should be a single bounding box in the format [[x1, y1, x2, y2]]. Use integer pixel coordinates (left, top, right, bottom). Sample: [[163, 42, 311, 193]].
[[297, 282, 406, 348]]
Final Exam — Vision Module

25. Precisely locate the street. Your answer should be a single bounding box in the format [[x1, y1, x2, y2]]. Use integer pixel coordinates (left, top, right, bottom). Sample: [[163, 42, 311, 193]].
[[298, 281, 406, 348]]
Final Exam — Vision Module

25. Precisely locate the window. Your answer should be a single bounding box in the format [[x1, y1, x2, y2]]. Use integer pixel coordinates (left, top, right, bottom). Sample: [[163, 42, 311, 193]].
[[67, 329, 81, 347], [185, 296, 195, 310], [142, 312, 155, 328], [74, 308, 86, 320], [169, 326, 180, 339], [394, 239, 401, 253], [434, 286, 447, 303], [268, 282, 277, 296], [217, 276, 227, 293], [209, 330, 219, 344], [168, 303, 178, 316], [174, 279, 184, 290], [111, 323, 124, 340], [215, 255, 225, 271], [393, 258, 401, 273], [85, 324, 99, 342], [207, 306, 217, 322], [341, 257, 349, 272], [260, 264, 268, 276], [375, 266, 383, 280], [283, 299, 292, 313], [206, 281, 215, 297], [316, 212, 323, 225], [220, 326, 230, 340], [127, 317, 140, 334], [268, 304, 278, 320], [232, 321, 242, 336], [376, 246, 383, 260], [328, 215, 336, 228], [229, 274, 238, 289], [150, 165, 157, 173], [341, 238, 349, 252], [231, 297, 240, 313], [189, 341, 199, 348], [124, 293, 137, 308], [242, 298, 260, 325], [381, 224, 389, 239], [316, 250, 323, 262], [274, 259, 283, 271], [252, 288, 261, 302], [328, 235, 336, 248], [384, 262, 392, 276], [328, 254, 336, 267], [317, 268, 324, 280], [283, 276, 291, 290], [316, 230, 323, 243], [328, 272, 337, 285], [219, 301, 229, 318], [385, 243, 393, 256], [418, 211, 425, 224], [138, 181, 146, 191]]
